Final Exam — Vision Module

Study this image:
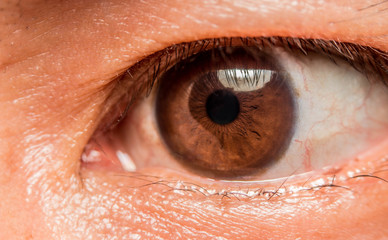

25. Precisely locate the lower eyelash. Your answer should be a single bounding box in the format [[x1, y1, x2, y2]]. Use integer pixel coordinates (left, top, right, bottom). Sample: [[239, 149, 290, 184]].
[[97, 36, 388, 134], [112, 163, 388, 201]]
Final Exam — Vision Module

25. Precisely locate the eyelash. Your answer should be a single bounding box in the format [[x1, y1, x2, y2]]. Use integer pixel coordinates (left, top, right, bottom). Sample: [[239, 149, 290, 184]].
[[96, 36, 388, 134], [133, 36, 388, 89], [115, 168, 388, 200]]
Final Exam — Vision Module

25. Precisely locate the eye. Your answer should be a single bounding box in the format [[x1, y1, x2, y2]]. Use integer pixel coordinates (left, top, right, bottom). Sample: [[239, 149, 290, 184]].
[[82, 37, 388, 181], [156, 45, 295, 179]]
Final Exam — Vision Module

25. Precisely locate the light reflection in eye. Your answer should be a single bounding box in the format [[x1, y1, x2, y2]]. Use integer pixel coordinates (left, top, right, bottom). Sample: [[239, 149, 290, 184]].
[[217, 69, 273, 91], [81, 37, 388, 182]]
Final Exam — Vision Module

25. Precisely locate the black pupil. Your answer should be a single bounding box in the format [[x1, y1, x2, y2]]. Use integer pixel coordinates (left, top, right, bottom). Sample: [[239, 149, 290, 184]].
[[206, 89, 240, 125]]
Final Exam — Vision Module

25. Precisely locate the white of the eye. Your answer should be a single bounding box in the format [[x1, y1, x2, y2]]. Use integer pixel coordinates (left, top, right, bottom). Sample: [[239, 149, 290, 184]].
[[217, 69, 273, 92], [256, 47, 388, 179]]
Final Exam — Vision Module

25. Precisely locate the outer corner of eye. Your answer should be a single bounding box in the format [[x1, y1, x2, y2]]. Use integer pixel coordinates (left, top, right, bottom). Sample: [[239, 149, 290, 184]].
[[80, 36, 388, 194]]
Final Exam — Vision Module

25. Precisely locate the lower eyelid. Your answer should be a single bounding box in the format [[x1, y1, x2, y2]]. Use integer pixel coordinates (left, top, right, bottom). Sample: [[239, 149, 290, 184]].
[[81, 135, 388, 198], [81, 132, 388, 200], [74, 120, 388, 237], [60, 165, 388, 239]]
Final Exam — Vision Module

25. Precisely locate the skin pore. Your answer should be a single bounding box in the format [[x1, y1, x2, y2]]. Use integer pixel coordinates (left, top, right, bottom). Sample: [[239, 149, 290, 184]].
[[1, 0, 388, 239]]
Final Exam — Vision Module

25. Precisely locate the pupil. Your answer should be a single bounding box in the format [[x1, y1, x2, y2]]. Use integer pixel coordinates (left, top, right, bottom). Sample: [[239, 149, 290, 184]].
[[206, 89, 240, 125]]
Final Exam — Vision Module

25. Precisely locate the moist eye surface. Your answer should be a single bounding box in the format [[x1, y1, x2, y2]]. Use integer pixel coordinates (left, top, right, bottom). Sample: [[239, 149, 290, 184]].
[[156, 46, 295, 178]]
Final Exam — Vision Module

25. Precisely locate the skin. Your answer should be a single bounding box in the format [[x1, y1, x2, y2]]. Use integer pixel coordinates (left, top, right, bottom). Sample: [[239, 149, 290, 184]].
[[1, 0, 388, 239]]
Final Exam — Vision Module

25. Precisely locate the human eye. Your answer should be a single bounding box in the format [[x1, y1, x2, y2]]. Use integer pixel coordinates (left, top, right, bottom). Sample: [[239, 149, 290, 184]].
[[83, 36, 388, 184], [2, 0, 388, 239]]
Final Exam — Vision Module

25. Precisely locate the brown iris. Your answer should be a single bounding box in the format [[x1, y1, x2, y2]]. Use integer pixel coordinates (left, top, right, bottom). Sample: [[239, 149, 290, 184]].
[[156, 47, 295, 178]]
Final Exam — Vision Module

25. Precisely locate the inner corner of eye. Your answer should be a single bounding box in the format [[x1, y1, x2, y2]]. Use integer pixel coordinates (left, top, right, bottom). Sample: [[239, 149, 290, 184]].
[[80, 37, 388, 182]]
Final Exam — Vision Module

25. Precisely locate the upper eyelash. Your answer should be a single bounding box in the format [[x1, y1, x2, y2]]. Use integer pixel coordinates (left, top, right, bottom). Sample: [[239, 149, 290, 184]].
[[130, 37, 388, 85], [97, 36, 388, 132]]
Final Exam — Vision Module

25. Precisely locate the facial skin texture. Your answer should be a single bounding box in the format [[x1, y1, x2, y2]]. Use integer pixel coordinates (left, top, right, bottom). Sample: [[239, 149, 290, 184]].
[[1, 0, 388, 239]]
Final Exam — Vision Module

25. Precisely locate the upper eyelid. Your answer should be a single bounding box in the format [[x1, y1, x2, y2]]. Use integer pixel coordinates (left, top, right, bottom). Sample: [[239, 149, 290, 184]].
[[129, 37, 388, 90], [5, 2, 388, 89], [135, 37, 388, 79]]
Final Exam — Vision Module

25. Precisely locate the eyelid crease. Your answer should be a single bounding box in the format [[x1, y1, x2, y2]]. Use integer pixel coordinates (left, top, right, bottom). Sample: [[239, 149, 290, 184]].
[[95, 36, 388, 134]]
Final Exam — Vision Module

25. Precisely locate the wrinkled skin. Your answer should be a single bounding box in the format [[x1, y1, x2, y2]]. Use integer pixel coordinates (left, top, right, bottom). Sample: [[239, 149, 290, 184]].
[[1, 0, 388, 239]]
